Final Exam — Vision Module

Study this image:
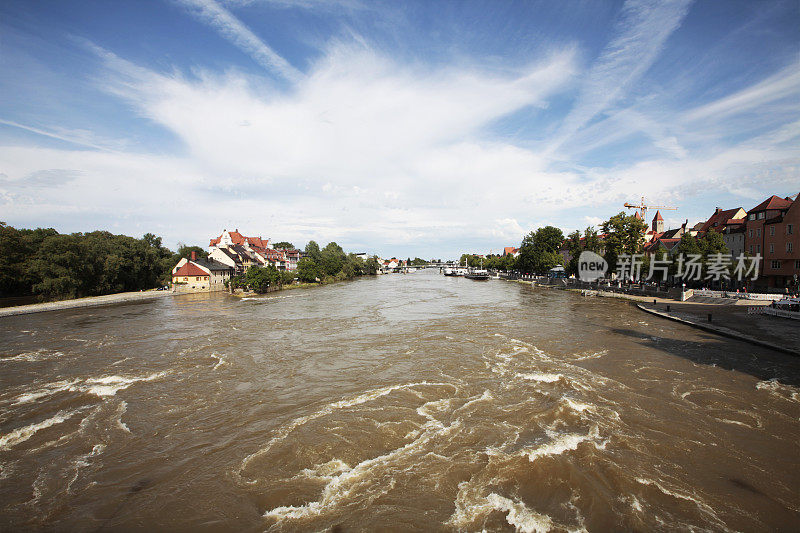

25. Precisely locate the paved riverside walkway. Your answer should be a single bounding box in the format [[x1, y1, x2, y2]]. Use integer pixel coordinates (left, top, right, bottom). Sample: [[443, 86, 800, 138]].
[[637, 301, 800, 355], [0, 290, 174, 317]]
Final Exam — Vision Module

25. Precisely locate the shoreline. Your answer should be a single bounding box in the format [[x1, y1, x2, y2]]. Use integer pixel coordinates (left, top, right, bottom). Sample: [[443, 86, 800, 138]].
[[0, 290, 174, 318], [635, 304, 799, 356], [504, 278, 799, 355]]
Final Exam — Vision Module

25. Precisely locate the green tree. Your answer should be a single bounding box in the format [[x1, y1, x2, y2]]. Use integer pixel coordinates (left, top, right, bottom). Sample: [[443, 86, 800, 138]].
[[304, 241, 322, 263], [296, 257, 321, 283], [516, 226, 565, 274], [273, 241, 294, 249], [601, 212, 647, 272], [320, 242, 346, 277], [364, 256, 380, 275], [565, 230, 582, 276]]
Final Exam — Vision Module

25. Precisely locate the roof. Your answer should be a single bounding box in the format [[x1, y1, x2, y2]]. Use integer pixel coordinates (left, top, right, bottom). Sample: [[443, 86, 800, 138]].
[[653, 210, 663, 221], [749, 195, 793, 213], [700, 207, 744, 233], [193, 258, 232, 272], [214, 246, 241, 264], [660, 228, 683, 239], [173, 262, 209, 277], [504, 247, 519, 255]]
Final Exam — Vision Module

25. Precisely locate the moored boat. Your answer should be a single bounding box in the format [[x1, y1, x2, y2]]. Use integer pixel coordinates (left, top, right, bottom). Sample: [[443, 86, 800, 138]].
[[464, 269, 490, 280]]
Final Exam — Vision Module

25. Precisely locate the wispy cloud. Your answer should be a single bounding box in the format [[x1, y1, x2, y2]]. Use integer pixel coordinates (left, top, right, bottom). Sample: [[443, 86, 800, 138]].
[[683, 62, 800, 123], [176, 0, 303, 82], [0, 119, 122, 153], [549, 0, 693, 153]]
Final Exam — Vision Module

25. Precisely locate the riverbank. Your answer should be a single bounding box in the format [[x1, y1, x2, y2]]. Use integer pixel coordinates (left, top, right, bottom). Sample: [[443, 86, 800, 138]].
[[0, 290, 173, 318], [637, 302, 800, 355], [229, 280, 323, 298]]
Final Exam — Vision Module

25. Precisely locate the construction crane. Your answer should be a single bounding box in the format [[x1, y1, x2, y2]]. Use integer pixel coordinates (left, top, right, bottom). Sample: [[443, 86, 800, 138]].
[[624, 196, 678, 220]]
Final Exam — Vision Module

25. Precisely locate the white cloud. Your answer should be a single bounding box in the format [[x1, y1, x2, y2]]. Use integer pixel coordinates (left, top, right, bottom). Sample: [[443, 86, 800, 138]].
[[548, 0, 692, 153], [177, 0, 303, 82], [2, 25, 799, 258]]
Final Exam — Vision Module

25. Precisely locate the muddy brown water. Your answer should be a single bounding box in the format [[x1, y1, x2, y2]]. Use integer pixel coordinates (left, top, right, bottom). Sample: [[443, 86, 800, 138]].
[[1, 270, 798, 531]]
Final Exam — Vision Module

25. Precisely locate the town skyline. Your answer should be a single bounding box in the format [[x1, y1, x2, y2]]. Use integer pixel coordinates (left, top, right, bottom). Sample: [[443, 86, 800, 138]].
[[1, 1, 798, 259]]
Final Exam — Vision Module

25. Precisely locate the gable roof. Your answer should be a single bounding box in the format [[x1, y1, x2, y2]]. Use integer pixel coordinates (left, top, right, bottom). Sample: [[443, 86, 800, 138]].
[[173, 262, 209, 277], [699, 207, 745, 233], [652, 210, 663, 222], [193, 258, 232, 272], [749, 195, 793, 213]]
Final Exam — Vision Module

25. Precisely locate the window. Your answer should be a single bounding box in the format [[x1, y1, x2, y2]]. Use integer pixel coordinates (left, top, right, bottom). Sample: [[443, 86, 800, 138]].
[[749, 245, 753, 253], [770, 226, 775, 236], [770, 243, 774, 253], [749, 229, 753, 238], [756, 245, 761, 253], [758, 212, 765, 220], [749, 213, 755, 221], [183, 277, 188, 281], [756, 228, 761, 237], [771, 260, 780, 269], [796, 260, 800, 269], [788, 224, 794, 235], [788, 242, 794, 253]]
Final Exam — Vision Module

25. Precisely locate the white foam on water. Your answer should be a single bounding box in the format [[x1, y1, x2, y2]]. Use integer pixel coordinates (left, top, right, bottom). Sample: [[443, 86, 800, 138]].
[[0, 409, 83, 450], [455, 390, 494, 413], [264, 414, 461, 521], [562, 397, 593, 413], [635, 477, 728, 528], [115, 401, 130, 433], [516, 372, 562, 383], [0, 349, 64, 363], [756, 379, 800, 403], [210, 353, 226, 370], [66, 443, 106, 493], [239, 381, 457, 478], [522, 426, 601, 463], [12, 372, 168, 406], [82, 372, 167, 397], [12, 379, 81, 405], [486, 493, 554, 533]]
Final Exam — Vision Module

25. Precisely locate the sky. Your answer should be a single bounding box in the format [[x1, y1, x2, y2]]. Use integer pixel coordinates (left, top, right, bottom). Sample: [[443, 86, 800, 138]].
[[0, 0, 798, 259]]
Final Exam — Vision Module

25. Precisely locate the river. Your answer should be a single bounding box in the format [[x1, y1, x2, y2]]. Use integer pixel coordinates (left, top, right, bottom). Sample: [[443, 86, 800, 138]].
[[1, 270, 798, 531]]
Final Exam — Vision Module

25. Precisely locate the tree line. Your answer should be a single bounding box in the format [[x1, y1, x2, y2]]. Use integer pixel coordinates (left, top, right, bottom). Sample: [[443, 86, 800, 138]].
[[466, 211, 732, 287], [0, 222, 197, 301]]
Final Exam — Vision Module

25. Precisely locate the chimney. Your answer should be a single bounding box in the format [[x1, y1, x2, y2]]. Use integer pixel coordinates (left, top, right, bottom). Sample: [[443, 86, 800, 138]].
[[191, 251, 197, 261], [715, 207, 722, 214]]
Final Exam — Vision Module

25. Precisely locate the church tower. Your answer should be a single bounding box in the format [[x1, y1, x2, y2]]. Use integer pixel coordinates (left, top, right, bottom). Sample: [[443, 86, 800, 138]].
[[652, 210, 664, 233]]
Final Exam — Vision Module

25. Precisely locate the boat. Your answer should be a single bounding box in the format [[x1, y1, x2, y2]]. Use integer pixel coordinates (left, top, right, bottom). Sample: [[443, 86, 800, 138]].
[[443, 267, 456, 276], [464, 269, 490, 280], [464, 257, 490, 280]]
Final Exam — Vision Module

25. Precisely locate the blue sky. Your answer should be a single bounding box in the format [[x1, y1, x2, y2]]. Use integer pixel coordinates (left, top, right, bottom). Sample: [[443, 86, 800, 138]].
[[1, 0, 798, 259]]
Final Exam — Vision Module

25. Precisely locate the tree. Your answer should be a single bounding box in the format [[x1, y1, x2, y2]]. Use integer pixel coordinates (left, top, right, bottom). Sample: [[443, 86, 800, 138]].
[[304, 241, 321, 263], [296, 257, 321, 283], [364, 256, 380, 275], [601, 212, 647, 272], [272, 241, 294, 249], [320, 242, 346, 277], [516, 226, 564, 274], [565, 230, 582, 276], [176, 244, 207, 260]]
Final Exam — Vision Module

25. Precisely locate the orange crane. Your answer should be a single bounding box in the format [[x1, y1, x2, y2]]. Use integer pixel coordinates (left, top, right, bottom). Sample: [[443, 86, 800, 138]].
[[624, 196, 677, 220]]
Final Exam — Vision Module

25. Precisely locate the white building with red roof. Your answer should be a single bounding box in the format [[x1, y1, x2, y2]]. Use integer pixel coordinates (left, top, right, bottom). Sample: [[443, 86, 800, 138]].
[[172, 251, 234, 291]]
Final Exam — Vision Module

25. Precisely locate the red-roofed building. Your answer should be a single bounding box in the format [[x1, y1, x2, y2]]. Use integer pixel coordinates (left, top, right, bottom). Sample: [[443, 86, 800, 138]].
[[208, 229, 296, 272], [698, 207, 747, 235], [503, 247, 519, 257], [744, 193, 800, 289], [171, 251, 234, 291]]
